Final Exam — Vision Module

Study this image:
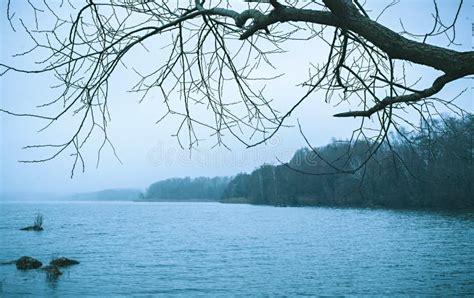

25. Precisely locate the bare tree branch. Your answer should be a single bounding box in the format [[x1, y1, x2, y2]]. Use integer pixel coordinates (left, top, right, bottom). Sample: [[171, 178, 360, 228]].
[[1, 0, 471, 175]]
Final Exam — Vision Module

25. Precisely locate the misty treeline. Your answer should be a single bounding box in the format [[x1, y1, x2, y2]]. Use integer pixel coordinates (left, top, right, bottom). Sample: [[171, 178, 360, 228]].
[[144, 177, 231, 201], [221, 116, 473, 210]]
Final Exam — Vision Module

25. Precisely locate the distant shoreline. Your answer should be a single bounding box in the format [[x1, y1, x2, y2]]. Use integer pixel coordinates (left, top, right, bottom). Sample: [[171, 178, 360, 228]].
[[2, 198, 473, 213]]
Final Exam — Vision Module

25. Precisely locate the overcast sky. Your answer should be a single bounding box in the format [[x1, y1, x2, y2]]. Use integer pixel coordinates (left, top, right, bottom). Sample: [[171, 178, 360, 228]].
[[1, 1, 472, 197]]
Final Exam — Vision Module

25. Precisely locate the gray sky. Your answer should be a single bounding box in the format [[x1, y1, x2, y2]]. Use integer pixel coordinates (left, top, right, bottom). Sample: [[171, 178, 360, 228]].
[[1, 1, 472, 196]]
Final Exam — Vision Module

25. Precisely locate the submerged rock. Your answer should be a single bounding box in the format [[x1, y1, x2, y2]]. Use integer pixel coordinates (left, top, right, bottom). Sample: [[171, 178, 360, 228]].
[[15, 256, 43, 270], [20, 225, 43, 231], [41, 265, 63, 279], [20, 214, 44, 231], [50, 257, 80, 267]]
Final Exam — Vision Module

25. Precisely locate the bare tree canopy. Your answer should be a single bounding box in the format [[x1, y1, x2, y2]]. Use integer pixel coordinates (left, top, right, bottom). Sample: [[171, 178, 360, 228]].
[[1, 0, 472, 176]]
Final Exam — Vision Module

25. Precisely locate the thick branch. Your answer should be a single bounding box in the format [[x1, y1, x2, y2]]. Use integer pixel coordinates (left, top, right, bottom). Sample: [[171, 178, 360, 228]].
[[333, 73, 456, 118], [226, 1, 473, 76], [321, 0, 473, 76]]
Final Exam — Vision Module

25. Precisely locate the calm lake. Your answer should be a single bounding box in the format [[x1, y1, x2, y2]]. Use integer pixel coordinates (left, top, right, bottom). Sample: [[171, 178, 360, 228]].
[[0, 201, 473, 296]]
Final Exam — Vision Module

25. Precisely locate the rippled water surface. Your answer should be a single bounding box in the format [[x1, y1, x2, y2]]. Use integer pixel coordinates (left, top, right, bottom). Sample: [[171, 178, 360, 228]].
[[0, 201, 473, 296]]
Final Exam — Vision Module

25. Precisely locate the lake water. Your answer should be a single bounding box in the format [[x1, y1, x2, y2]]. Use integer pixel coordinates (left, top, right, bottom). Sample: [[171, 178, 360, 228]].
[[0, 201, 473, 296]]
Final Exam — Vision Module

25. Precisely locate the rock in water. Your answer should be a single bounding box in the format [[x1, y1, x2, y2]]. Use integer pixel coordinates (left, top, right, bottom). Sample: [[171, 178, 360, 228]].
[[20, 225, 43, 231], [50, 257, 80, 267], [41, 265, 63, 278], [15, 256, 43, 270]]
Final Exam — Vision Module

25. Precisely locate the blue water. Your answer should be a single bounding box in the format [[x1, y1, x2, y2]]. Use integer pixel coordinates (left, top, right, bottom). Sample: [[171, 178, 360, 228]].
[[0, 201, 473, 296]]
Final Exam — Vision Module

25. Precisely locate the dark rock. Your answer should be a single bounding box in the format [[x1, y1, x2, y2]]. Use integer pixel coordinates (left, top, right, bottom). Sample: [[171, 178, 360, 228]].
[[41, 265, 62, 278], [20, 225, 43, 231], [15, 256, 43, 270], [50, 257, 80, 267]]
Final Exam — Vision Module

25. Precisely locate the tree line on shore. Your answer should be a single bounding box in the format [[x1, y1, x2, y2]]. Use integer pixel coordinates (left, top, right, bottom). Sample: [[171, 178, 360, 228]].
[[144, 176, 231, 201], [221, 116, 473, 210], [140, 116, 472, 210]]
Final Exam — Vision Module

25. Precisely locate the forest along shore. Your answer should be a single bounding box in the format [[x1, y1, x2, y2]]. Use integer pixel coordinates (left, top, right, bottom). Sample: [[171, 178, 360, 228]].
[[70, 116, 472, 211], [220, 116, 473, 210]]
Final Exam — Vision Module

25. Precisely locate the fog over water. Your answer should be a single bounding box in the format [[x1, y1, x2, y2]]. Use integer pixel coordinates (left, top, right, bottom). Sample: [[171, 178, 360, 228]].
[[0, 2, 473, 296]]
